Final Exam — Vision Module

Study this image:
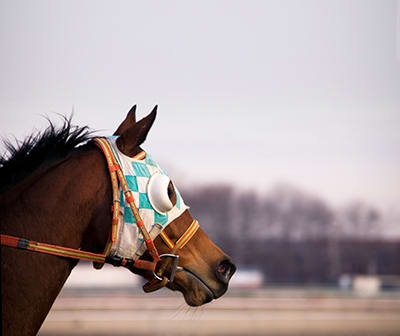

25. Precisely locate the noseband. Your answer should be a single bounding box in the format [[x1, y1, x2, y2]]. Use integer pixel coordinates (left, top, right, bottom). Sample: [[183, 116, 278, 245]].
[[0, 137, 199, 292]]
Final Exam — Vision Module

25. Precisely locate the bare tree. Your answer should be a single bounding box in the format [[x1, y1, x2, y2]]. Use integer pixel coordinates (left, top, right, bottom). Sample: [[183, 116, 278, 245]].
[[336, 201, 382, 239], [259, 185, 334, 241], [182, 185, 235, 253]]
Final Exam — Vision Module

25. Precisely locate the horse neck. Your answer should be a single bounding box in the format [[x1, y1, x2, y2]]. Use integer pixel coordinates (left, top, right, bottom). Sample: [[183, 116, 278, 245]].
[[1, 145, 112, 335], [1, 144, 112, 246]]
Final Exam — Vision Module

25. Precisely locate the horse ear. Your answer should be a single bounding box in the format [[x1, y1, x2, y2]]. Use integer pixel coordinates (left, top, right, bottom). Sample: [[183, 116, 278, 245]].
[[116, 105, 157, 156], [113, 105, 137, 135]]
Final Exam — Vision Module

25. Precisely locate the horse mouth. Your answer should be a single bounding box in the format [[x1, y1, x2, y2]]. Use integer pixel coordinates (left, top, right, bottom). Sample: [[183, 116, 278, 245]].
[[169, 267, 217, 306], [183, 267, 217, 298]]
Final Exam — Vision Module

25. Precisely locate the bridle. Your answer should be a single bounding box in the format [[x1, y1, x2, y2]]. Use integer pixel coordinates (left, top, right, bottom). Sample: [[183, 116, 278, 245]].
[[0, 137, 199, 292]]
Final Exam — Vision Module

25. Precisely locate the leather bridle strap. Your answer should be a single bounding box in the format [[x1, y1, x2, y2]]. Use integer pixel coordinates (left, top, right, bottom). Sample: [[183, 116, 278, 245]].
[[160, 220, 200, 254], [93, 137, 161, 262], [0, 234, 156, 271], [0, 234, 106, 262]]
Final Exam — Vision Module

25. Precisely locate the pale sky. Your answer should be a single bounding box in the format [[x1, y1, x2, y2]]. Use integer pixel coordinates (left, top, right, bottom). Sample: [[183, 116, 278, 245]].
[[1, 0, 399, 211]]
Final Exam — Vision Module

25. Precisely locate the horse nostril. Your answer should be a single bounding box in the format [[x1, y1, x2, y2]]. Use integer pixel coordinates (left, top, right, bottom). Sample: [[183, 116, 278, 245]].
[[215, 259, 236, 284]]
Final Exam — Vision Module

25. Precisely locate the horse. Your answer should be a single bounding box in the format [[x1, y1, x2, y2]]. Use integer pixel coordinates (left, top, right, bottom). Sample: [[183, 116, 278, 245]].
[[0, 105, 236, 336]]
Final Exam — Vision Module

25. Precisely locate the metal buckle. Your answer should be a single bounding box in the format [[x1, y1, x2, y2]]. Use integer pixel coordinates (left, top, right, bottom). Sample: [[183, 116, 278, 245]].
[[153, 254, 180, 283]]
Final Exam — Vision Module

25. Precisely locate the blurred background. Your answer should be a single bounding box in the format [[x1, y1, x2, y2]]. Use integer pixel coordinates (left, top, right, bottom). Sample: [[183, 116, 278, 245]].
[[1, 1, 400, 335]]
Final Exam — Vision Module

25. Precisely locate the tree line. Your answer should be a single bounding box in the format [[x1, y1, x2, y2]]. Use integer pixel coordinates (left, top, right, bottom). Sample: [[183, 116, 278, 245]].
[[182, 184, 400, 284]]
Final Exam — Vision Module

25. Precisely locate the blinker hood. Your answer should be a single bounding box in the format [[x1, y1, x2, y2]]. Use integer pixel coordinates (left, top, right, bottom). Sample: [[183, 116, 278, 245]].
[[106, 136, 189, 260]]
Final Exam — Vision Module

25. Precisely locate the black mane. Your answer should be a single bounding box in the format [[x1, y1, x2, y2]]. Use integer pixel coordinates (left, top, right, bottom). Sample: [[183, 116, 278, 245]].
[[0, 116, 93, 190]]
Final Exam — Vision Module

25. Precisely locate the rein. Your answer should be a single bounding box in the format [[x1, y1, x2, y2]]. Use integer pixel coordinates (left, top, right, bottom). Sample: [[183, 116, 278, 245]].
[[0, 137, 199, 292]]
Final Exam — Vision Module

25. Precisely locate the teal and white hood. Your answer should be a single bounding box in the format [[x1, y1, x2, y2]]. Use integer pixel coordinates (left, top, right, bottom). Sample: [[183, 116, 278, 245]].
[[106, 137, 188, 259]]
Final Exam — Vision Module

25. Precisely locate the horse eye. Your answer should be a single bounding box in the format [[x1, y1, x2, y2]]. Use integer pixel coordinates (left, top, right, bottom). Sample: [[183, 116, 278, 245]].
[[167, 182, 174, 199], [167, 181, 177, 206]]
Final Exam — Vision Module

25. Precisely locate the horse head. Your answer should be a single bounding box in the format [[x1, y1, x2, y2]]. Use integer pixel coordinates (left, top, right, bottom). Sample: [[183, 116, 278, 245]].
[[100, 106, 236, 306]]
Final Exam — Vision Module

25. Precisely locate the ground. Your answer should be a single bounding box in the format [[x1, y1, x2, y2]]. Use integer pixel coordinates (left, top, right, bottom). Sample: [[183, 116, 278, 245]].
[[39, 287, 400, 336]]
